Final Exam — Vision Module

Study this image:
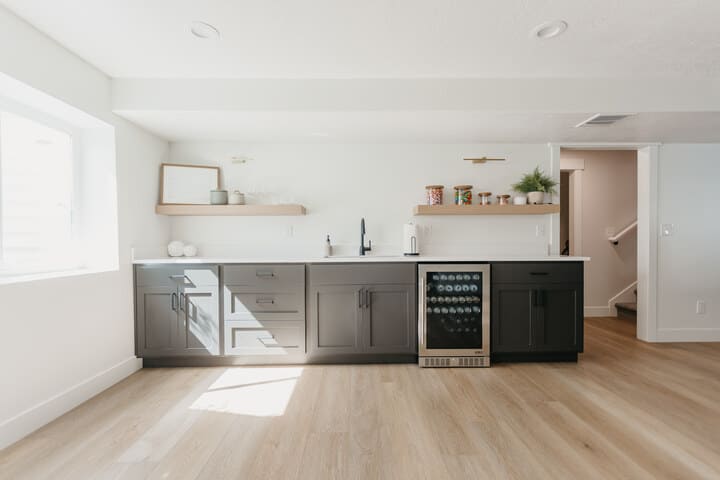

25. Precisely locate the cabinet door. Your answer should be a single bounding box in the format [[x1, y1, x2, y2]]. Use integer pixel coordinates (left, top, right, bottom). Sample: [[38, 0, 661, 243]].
[[136, 286, 180, 356], [364, 285, 416, 354], [533, 284, 582, 352], [308, 285, 363, 356], [491, 285, 534, 353], [180, 286, 220, 355]]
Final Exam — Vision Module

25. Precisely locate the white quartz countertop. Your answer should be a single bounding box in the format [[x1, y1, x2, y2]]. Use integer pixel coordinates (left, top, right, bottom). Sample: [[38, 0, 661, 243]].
[[133, 255, 589, 265]]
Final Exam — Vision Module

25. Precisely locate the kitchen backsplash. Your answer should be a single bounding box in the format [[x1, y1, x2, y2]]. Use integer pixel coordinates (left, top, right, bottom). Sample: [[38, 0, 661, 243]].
[[159, 143, 556, 258]]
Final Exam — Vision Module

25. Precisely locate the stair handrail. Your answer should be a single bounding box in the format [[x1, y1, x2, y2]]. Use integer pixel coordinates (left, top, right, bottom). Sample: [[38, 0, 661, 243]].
[[608, 280, 638, 315], [608, 219, 638, 245]]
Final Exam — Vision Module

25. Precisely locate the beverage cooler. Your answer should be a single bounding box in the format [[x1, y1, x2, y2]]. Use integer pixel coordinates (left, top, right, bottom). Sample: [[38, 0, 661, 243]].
[[418, 264, 490, 367]]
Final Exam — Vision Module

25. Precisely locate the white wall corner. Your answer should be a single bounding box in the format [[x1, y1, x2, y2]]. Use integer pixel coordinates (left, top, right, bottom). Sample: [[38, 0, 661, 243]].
[[636, 145, 659, 342], [0, 357, 141, 450]]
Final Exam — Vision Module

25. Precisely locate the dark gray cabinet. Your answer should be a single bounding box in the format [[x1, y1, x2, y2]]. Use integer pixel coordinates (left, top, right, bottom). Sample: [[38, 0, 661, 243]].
[[308, 264, 416, 360], [222, 264, 306, 357], [310, 285, 363, 355], [365, 285, 415, 354], [491, 284, 533, 353], [491, 262, 583, 361], [533, 284, 581, 352], [135, 265, 220, 357]]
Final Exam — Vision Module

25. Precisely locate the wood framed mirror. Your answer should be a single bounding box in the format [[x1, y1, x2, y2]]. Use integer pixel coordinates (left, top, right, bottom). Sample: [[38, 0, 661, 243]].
[[160, 163, 220, 205]]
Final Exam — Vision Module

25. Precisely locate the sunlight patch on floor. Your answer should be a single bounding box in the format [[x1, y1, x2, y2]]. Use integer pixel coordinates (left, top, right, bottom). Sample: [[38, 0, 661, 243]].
[[189, 367, 304, 417]]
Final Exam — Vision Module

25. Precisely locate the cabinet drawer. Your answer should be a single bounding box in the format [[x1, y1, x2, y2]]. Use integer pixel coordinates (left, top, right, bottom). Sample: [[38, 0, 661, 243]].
[[309, 263, 415, 286], [135, 264, 219, 287], [225, 290, 305, 322], [492, 262, 582, 284], [225, 322, 304, 355], [223, 264, 305, 288]]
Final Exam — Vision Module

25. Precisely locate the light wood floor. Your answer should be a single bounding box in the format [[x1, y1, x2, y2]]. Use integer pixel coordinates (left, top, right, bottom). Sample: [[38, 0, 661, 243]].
[[2, 317, 720, 479]]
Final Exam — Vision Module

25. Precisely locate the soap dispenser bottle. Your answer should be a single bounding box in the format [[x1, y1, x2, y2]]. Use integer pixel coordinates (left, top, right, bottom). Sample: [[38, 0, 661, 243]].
[[323, 234, 332, 258]]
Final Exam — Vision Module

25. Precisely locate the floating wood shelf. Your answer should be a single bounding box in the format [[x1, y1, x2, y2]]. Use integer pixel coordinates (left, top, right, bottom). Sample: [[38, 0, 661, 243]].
[[414, 204, 560, 215], [156, 204, 306, 216]]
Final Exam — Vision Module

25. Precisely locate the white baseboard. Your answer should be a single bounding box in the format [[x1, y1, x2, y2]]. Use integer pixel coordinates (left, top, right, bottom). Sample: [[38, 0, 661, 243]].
[[584, 306, 612, 317], [655, 328, 720, 342], [0, 356, 142, 450]]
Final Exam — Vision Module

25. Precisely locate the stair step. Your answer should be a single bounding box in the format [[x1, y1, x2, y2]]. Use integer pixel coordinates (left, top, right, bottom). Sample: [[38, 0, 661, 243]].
[[616, 302, 637, 312]]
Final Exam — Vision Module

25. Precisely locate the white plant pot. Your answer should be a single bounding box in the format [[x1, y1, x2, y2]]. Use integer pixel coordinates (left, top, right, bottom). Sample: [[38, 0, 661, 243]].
[[527, 191, 545, 205]]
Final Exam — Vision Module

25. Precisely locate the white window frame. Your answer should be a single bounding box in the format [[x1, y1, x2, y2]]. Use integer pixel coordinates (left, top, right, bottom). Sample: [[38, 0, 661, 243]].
[[0, 95, 84, 277]]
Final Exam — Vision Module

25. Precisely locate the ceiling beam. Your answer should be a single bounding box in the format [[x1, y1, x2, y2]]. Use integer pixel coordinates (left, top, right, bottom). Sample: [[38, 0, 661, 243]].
[[112, 78, 720, 113]]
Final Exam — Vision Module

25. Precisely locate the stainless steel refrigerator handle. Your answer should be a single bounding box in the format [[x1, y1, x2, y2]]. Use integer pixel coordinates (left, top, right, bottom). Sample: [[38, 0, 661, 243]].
[[171, 292, 178, 312], [418, 276, 425, 346]]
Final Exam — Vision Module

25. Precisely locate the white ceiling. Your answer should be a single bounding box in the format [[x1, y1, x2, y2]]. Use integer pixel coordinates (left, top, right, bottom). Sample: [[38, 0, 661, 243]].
[[3, 0, 720, 79], [119, 110, 720, 143]]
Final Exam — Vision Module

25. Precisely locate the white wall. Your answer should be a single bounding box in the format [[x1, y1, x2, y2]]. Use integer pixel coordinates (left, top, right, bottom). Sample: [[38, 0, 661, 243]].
[[168, 143, 557, 258], [656, 144, 720, 341], [561, 150, 637, 315], [0, 7, 169, 448]]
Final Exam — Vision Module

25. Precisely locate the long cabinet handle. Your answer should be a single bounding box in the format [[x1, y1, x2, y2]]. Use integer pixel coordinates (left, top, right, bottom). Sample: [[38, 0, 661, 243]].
[[530, 272, 549, 276], [256, 270, 275, 278], [179, 292, 185, 312], [418, 277, 425, 347], [256, 297, 275, 305], [365, 289, 370, 309], [358, 288, 363, 308], [171, 292, 178, 312]]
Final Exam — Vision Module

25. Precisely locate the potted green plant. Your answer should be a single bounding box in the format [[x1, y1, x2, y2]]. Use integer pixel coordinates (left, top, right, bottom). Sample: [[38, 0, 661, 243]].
[[511, 166, 558, 204]]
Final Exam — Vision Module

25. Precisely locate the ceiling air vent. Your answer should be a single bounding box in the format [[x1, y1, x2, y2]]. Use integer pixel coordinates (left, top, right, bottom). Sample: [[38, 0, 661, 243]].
[[575, 113, 635, 128]]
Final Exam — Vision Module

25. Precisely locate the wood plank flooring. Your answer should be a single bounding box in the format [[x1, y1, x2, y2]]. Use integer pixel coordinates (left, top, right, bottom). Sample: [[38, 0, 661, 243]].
[[2, 317, 720, 479]]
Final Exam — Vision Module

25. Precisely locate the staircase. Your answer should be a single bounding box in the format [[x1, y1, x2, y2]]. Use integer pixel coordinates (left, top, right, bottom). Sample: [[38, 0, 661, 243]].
[[615, 288, 637, 320]]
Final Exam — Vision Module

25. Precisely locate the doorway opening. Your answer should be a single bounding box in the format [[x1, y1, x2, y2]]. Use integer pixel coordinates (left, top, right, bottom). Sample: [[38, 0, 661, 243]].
[[559, 148, 641, 332]]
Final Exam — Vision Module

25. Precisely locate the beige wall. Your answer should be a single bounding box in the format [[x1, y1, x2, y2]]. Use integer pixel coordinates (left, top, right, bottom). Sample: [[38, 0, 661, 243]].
[[561, 150, 637, 311]]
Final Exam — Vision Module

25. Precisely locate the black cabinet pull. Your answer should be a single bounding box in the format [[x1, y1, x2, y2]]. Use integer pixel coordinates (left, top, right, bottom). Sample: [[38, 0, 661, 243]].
[[530, 272, 549, 276]]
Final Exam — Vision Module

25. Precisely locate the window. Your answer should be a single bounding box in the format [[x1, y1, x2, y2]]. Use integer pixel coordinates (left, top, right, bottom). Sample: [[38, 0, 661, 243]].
[[0, 110, 78, 275], [0, 71, 119, 283]]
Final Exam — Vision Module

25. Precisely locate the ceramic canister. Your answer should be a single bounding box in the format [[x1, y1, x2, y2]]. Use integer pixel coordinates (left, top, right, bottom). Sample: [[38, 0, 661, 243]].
[[228, 190, 245, 205], [210, 189, 228, 205]]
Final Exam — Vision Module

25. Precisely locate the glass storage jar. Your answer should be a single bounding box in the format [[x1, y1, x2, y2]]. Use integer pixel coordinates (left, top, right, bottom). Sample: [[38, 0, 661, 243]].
[[453, 185, 473, 205], [478, 192, 492, 205], [425, 185, 444, 205]]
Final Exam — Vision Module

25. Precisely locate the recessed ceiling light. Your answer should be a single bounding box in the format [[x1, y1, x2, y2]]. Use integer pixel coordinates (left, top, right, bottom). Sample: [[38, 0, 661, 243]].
[[190, 21, 220, 40], [532, 20, 568, 39]]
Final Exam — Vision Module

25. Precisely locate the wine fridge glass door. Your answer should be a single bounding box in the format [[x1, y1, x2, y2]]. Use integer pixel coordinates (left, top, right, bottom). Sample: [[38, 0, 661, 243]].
[[419, 264, 490, 356]]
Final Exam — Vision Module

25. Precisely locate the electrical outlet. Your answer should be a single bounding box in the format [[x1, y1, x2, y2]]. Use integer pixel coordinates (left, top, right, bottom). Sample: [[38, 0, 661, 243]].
[[535, 224, 545, 237], [661, 224, 675, 237], [696, 300, 706, 315], [285, 225, 294, 238]]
